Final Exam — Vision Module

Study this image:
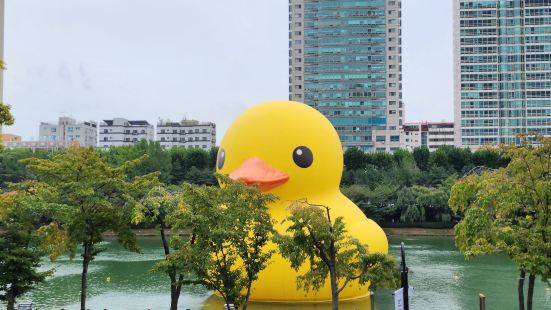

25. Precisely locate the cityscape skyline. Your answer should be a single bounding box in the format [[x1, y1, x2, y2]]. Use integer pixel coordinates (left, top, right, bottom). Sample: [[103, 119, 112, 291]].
[[4, 0, 453, 141]]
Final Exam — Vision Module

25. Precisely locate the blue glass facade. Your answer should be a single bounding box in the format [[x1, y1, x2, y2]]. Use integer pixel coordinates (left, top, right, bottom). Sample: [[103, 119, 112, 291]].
[[457, 0, 551, 147], [289, 0, 403, 151]]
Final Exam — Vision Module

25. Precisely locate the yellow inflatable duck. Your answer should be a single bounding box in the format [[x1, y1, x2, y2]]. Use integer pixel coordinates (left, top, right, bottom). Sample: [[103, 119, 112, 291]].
[[216, 101, 388, 302]]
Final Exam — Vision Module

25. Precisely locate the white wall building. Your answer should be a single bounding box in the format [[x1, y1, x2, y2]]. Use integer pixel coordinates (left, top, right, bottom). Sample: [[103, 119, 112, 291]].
[[39, 117, 97, 147], [99, 118, 154, 149], [401, 122, 455, 152], [157, 119, 216, 150]]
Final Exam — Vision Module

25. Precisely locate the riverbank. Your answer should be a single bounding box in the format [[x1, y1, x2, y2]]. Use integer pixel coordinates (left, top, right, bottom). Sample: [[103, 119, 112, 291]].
[[104, 227, 455, 237], [382, 227, 454, 236]]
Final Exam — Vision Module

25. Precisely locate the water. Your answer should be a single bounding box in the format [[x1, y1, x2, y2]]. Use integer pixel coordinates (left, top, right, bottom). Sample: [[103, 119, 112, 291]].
[[7, 236, 551, 310]]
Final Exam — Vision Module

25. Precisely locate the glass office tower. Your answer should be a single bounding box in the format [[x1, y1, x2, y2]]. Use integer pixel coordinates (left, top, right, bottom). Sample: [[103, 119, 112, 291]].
[[454, 0, 551, 149], [289, 0, 403, 152]]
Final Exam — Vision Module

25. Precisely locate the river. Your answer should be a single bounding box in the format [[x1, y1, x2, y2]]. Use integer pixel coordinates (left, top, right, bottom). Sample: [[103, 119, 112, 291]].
[[8, 236, 551, 310]]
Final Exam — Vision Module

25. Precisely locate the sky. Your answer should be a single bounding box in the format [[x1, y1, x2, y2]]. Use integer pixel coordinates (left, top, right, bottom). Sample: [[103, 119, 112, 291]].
[[4, 0, 453, 141]]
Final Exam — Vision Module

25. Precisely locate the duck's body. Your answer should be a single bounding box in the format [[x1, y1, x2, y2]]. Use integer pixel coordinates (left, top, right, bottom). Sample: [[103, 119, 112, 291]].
[[217, 101, 388, 302]]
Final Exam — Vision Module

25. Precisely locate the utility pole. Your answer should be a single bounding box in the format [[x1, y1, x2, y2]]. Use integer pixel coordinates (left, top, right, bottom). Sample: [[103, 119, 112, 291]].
[[400, 242, 409, 310]]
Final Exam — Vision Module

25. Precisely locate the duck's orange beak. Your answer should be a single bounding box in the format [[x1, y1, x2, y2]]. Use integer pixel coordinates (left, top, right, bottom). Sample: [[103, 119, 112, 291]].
[[229, 157, 289, 192]]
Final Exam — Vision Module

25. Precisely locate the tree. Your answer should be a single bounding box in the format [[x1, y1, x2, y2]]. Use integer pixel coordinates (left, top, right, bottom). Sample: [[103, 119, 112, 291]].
[[343, 147, 367, 170], [22, 147, 157, 310], [169, 147, 213, 185], [0, 103, 14, 129], [0, 149, 49, 189], [166, 177, 275, 310], [275, 200, 399, 310], [0, 60, 14, 131], [449, 135, 551, 310], [132, 185, 185, 310], [105, 140, 172, 183], [412, 146, 430, 171], [0, 184, 53, 310]]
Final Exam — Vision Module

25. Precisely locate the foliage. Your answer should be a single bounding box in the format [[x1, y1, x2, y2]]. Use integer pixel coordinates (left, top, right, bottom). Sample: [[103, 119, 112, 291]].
[[169, 147, 216, 185], [0, 184, 54, 310], [105, 140, 172, 183], [164, 176, 276, 309], [132, 185, 187, 310], [449, 135, 551, 310], [21, 147, 157, 310], [341, 145, 507, 225], [275, 201, 399, 310], [0, 102, 14, 128], [0, 148, 49, 189]]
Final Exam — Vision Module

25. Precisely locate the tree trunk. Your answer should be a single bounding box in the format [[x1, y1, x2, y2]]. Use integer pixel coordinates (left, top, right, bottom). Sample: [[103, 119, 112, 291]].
[[6, 296, 15, 310], [160, 220, 181, 310], [170, 284, 179, 310], [527, 273, 535, 310], [171, 274, 184, 310], [518, 270, 525, 310], [242, 280, 252, 310], [81, 241, 92, 310], [329, 265, 339, 310]]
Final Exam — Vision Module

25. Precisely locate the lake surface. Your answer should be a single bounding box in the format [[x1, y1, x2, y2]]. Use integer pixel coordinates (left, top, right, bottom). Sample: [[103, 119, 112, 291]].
[[8, 236, 551, 310]]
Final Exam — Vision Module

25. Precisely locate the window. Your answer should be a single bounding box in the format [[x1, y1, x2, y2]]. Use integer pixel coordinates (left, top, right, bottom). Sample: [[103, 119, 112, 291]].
[[376, 136, 386, 142], [389, 110, 396, 115], [390, 135, 400, 142]]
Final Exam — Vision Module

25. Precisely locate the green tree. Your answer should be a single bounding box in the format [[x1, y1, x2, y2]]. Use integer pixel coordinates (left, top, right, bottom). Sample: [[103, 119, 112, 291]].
[[132, 185, 186, 310], [22, 148, 156, 310], [275, 200, 399, 310], [0, 184, 53, 310], [169, 147, 213, 185], [449, 136, 551, 310], [166, 177, 276, 310], [0, 102, 14, 129], [0, 149, 49, 189], [105, 140, 172, 183], [343, 147, 367, 170], [0, 61, 14, 131], [412, 146, 430, 171]]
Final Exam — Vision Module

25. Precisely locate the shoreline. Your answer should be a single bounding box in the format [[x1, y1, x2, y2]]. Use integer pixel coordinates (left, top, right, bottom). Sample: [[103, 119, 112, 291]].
[[105, 227, 455, 237]]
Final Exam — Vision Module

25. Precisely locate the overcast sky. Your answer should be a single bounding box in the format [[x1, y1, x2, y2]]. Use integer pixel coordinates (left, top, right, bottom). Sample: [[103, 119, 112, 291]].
[[5, 0, 453, 140]]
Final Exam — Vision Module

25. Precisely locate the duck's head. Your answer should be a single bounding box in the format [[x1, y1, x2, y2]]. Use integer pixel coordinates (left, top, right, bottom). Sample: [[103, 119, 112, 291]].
[[217, 101, 343, 199]]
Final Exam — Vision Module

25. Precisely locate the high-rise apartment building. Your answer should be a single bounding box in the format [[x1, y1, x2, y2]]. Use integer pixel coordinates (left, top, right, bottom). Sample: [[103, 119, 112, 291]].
[[157, 119, 216, 150], [289, 0, 403, 152], [39, 117, 97, 147], [99, 118, 154, 149], [454, 0, 551, 149]]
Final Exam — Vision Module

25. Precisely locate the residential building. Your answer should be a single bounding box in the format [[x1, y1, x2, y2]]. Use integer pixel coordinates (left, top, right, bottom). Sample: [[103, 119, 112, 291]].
[[157, 119, 216, 150], [39, 117, 97, 147], [1, 133, 21, 144], [4, 140, 79, 152], [99, 118, 154, 149], [454, 0, 551, 149], [289, 0, 403, 152], [400, 122, 455, 151]]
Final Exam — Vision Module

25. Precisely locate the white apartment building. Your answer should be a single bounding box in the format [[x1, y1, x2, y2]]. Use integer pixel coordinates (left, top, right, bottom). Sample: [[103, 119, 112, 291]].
[[157, 119, 216, 150], [401, 122, 455, 151], [99, 118, 154, 149], [39, 117, 97, 147], [454, 1, 551, 149]]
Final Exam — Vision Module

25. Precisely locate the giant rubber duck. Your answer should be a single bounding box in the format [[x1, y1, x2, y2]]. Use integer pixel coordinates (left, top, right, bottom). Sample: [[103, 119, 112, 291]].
[[216, 101, 388, 302]]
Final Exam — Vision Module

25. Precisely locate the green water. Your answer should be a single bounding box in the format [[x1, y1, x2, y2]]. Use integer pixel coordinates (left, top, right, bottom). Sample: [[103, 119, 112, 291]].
[[6, 236, 551, 310]]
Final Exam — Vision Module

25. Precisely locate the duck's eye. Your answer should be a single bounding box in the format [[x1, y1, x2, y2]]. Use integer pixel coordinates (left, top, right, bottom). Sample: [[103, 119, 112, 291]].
[[217, 148, 226, 170], [293, 146, 313, 168]]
